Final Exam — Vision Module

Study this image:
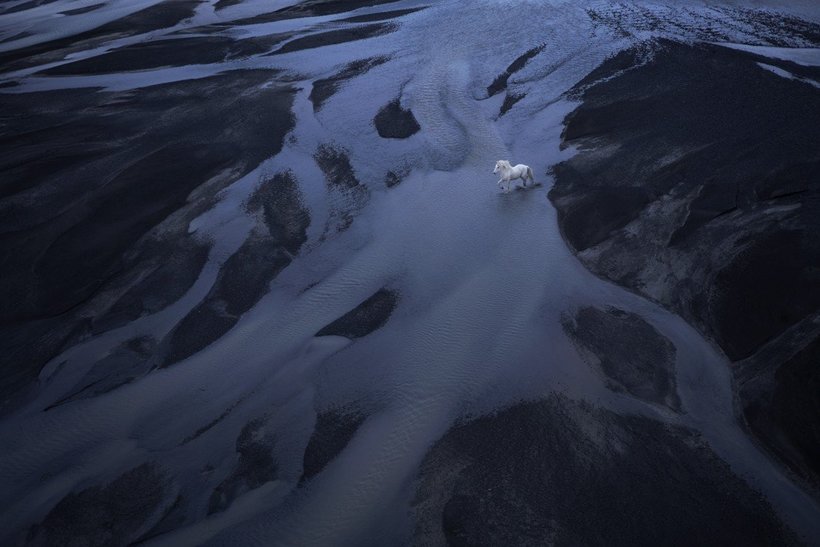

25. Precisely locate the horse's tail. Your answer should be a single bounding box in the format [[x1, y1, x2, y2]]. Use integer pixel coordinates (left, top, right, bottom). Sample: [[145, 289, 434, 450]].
[[527, 166, 535, 183]]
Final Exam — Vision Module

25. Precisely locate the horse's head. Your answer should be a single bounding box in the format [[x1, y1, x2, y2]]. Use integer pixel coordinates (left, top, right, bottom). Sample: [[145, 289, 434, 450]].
[[493, 160, 507, 174]]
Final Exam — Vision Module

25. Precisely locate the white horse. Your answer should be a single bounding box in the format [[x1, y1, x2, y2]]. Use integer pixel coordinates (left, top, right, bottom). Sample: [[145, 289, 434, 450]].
[[493, 160, 535, 192]]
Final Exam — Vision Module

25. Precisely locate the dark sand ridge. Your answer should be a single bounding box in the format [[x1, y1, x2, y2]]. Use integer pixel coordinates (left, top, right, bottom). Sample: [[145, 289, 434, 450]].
[[549, 39, 820, 488], [0, 1, 202, 73], [1, 1, 819, 545], [0, 70, 296, 412], [0, 0, 420, 415], [413, 394, 798, 546]]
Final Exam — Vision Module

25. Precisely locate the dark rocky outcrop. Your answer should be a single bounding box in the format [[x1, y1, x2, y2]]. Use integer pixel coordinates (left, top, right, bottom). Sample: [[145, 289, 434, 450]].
[[28, 463, 176, 547], [301, 409, 366, 482], [316, 288, 398, 339], [413, 396, 796, 546], [374, 98, 420, 139], [563, 306, 680, 410], [549, 39, 820, 485]]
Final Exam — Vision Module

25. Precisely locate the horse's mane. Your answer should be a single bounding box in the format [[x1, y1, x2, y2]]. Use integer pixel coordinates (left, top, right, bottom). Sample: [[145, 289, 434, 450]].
[[497, 160, 511, 167]]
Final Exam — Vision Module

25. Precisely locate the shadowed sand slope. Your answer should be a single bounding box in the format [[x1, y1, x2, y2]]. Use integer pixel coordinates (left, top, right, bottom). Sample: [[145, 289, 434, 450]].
[[550, 39, 820, 487]]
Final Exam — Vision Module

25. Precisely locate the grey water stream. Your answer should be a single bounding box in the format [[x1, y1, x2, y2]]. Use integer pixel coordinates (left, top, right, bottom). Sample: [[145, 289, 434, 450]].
[[1, 0, 819, 545]]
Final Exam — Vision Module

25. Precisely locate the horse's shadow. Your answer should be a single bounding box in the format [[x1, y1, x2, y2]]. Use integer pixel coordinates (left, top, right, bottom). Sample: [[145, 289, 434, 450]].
[[494, 181, 545, 215]]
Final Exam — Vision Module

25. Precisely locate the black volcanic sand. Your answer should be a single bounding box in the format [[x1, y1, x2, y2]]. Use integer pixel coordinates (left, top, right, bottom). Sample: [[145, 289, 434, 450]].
[[229, 0, 404, 26], [271, 23, 397, 55], [0, 1, 202, 73], [337, 7, 427, 23], [374, 98, 421, 139], [214, 0, 243, 10], [586, 5, 820, 45], [486, 44, 543, 118], [314, 144, 370, 237], [735, 313, 820, 491], [413, 395, 797, 546], [563, 306, 680, 410], [0, 1, 59, 16], [487, 44, 544, 97], [309, 56, 390, 111], [315, 144, 361, 191], [61, 3, 105, 17], [549, 40, 820, 484], [316, 288, 398, 339], [0, 70, 295, 412], [45, 336, 156, 410], [385, 164, 411, 188], [208, 417, 278, 515], [498, 92, 525, 117], [301, 409, 366, 482], [27, 463, 176, 547], [160, 171, 310, 368], [42, 35, 286, 75]]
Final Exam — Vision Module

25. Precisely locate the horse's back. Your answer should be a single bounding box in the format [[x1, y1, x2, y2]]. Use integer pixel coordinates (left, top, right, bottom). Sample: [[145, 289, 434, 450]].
[[514, 164, 529, 176]]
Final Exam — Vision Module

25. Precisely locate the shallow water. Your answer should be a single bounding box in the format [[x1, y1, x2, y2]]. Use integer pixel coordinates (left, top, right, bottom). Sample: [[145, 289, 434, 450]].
[[1, 0, 819, 544]]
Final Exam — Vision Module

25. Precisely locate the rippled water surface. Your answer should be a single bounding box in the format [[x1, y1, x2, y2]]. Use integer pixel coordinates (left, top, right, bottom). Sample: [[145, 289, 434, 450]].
[[1, 0, 820, 545]]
